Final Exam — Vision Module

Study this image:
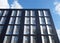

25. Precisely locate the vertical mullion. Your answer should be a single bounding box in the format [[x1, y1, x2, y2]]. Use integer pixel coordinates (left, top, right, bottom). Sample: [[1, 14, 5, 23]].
[[18, 10, 25, 43], [36, 10, 42, 43]]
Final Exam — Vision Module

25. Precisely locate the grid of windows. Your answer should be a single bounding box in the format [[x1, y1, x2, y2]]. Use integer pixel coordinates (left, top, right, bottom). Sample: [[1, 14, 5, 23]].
[[0, 9, 59, 43]]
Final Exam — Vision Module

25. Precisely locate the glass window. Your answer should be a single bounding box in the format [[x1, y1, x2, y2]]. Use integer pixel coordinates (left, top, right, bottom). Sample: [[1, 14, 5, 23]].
[[23, 36, 29, 43], [39, 17, 45, 24], [11, 10, 17, 16], [25, 17, 29, 24], [41, 36, 48, 43], [43, 10, 49, 16], [0, 10, 3, 16], [40, 25, 47, 34], [9, 17, 16, 24], [30, 10, 35, 16], [45, 17, 51, 24], [3, 10, 9, 16], [0, 26, 4, 34], [11, 36, 18, 43], [15, 17, 21, 24], [38, 10, 43, 16], [6, 25, 14, 35], [31, 17, 36, 24], [25, 10, 30, 16], [13, 25, 20, 35], [24, 25, 29, 34], [49, 36, 55, 43], [3, 36, 11, 43], [31, 36, 36, 43], [47, 25, 53, 34], [0, 17, 7, 24], [17, 10, 22, 16], [31, 25, 36, 34]]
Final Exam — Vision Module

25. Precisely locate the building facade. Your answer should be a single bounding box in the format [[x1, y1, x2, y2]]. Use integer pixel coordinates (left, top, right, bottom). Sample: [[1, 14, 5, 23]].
[[0, 9, 59, 43]]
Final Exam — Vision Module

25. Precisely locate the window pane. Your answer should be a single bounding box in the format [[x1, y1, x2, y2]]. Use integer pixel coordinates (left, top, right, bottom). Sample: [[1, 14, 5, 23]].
[[24, 25, 29, 34], [30, 10, 35, 16], [45, 17, 51, 24], [31, 36, 36, 43], [39, 17, 45, 24], [6, 25, 14, 35], [25, 10, 29, 16], [3, 10, 9, 16], [49, 36, 55, 43], [0, 26, 4, 34], [9, 17, 16, 24], [41, 36, 48, 43], [31, 17, 36, 24], [11, 10, 17, 16], [0, 17, 7, 24], [3, 36, 11, 43], [25, 17, 29, 24], [38, 10, 43, 16], [23, 36, 29, 43], [13, 25, 20, 35], [40, 25, 47, 34], [0, 10, 3, 16], [17, 10, 22, 16], [11, 36, 18, 43], [43, 10, 49, 16], [47, 25, 53, 34], [15, 17, 21, 24], [31, 25, 36, 34]]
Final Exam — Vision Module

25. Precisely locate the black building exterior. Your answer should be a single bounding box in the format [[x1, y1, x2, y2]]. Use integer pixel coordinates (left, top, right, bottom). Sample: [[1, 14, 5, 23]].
[[0, 9, 59, 43]]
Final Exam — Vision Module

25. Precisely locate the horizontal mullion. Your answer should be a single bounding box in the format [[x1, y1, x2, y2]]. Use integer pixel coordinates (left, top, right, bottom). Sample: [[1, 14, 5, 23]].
[[0, 16, 21, 17], [0, 24, 21, 26]]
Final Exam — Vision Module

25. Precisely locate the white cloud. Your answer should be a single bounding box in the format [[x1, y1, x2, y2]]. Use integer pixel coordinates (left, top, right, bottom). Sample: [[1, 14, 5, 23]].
[[54, 1, 60, 15], [11, 0, 23, 9], [0, 0, 10, 9], [56, 29, 60, 40]]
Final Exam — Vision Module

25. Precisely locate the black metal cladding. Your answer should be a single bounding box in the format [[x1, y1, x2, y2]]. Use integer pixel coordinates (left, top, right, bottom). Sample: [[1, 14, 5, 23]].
[[0, 9, 59, 43]]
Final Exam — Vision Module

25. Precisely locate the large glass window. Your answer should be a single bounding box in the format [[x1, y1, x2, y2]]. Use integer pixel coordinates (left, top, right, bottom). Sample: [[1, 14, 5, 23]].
[[45, 17, 51, 24], [31, 17, 36, 24], [11, 10, 17, 16], [15, 17, 21, 24], [43, 10, 49, 16], [0, 26, 4, 34], [40, 25, 47, 34], [30, 10, 35, 16], [6, 25, 14, 35], [25, 17, 30, 24], [25, 10, 30, 16], [0, 10, 3, 16], [0, 17, 7, 24], [13, 25, 20, 35], [23, 36, 29, 43], [39, 17, 45, 24], [3, 36, 11, 43], [31, 25, 36, 34], [9, 17, 16, 24], [41, 36, 48, 43], [24, 25, 29, 34], [38, 10, 43, 16], [17, 10, 22, 16], [47, 25, 53, 34], [49, 36, 55, 43], [31, 36, 36, 43], [11, 36, 18, 43]]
